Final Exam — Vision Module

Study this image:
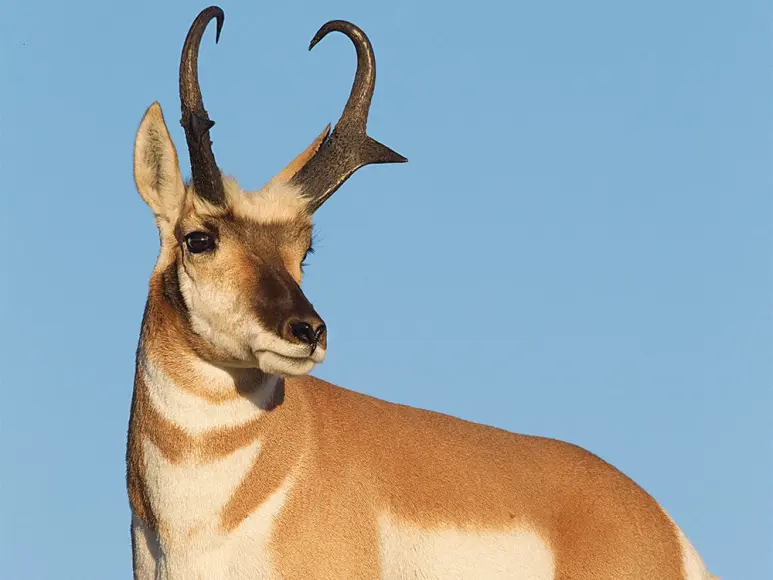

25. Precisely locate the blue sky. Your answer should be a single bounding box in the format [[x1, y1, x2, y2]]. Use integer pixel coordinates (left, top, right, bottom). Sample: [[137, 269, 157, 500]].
[[1, 0, 770, 578]]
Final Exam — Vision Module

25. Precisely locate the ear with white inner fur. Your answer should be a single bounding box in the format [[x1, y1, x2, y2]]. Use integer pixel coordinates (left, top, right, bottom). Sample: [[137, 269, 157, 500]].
[[133, 102, 186, 226]]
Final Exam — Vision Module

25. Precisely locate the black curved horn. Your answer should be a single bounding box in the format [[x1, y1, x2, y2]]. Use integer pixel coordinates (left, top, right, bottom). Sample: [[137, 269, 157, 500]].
[[179, 6, 226, 206], [291, 21, 407, 213]]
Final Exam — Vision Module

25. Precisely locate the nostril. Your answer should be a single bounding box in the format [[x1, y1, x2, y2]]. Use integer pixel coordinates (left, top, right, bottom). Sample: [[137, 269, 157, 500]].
[[290, 321, 315, 345], [314, 324, 327, 342]]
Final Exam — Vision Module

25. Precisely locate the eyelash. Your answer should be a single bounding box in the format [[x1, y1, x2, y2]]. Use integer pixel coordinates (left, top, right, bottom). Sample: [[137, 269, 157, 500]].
[[301, 245, 315, 268]]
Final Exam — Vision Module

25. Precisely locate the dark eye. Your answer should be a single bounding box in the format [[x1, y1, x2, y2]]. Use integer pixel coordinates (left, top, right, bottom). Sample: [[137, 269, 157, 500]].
[[185, 231, 215, 254], [301, 245, 314, 267]]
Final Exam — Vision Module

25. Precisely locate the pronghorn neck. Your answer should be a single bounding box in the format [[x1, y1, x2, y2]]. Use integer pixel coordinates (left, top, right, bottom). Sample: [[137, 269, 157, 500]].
[[135, 269, 285, 440], [136, 348, 282, 436], [128, 273, 306, 549]]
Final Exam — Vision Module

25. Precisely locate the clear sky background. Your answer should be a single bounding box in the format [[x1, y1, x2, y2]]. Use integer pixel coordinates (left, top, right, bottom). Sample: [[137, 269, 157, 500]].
[[1, 0, 770, 578]]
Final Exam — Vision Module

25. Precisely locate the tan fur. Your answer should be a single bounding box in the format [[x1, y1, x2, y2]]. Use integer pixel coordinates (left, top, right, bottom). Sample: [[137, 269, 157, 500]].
[[128, 102, 716, 579], [129, 337, 690, 579]]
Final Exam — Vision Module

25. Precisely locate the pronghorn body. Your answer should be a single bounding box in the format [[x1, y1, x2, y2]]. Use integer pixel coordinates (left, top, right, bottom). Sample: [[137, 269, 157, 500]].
[[129, 349, 714, 580], [127, 7, 717, 580]]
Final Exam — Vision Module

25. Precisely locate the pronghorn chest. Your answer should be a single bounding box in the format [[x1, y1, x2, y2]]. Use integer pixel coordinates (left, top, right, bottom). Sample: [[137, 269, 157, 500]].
[[142, 435, 259, 541], [142, 435, 289, 580], [135, 363, 292, 580]]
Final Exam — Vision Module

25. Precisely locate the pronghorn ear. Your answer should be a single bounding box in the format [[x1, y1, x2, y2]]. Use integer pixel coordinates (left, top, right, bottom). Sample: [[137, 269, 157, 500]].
[[133, 102, 186, 225], [264, 125, 331, 189]]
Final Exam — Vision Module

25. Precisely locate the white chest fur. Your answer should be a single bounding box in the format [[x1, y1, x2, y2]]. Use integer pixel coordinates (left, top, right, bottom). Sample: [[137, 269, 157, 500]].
[[139, 361, 292, 579], [143, 436, 292, 580], [142, 437, 261, 546]]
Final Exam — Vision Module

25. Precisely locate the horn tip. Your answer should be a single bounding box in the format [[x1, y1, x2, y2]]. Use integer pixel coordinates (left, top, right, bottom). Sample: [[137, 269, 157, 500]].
[[308, 20, 340, 51], [308, 33, 323, 51], [213, 6, 225, 43]]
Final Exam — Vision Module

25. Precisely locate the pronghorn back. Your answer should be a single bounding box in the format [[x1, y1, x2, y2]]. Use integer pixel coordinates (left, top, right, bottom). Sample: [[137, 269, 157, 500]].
[[126, 6, 717, 580]]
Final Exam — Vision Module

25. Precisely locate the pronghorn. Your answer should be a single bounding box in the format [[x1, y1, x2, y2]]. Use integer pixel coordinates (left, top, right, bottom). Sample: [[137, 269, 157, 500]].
[[127, 6, 718, 580]]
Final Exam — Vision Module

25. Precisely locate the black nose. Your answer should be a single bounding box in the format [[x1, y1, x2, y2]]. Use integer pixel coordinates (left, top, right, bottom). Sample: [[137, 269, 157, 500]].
[[290, 321, 315, 344], [288, 320, 327, 348]]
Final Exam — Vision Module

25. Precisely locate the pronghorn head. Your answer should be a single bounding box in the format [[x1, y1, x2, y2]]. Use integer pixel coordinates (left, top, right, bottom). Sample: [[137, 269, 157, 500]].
[[133, 6, 405, 377]]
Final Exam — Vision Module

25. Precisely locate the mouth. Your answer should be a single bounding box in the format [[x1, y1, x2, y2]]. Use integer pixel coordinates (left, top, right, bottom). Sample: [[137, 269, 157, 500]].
[[254, 346, 326, 378]]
